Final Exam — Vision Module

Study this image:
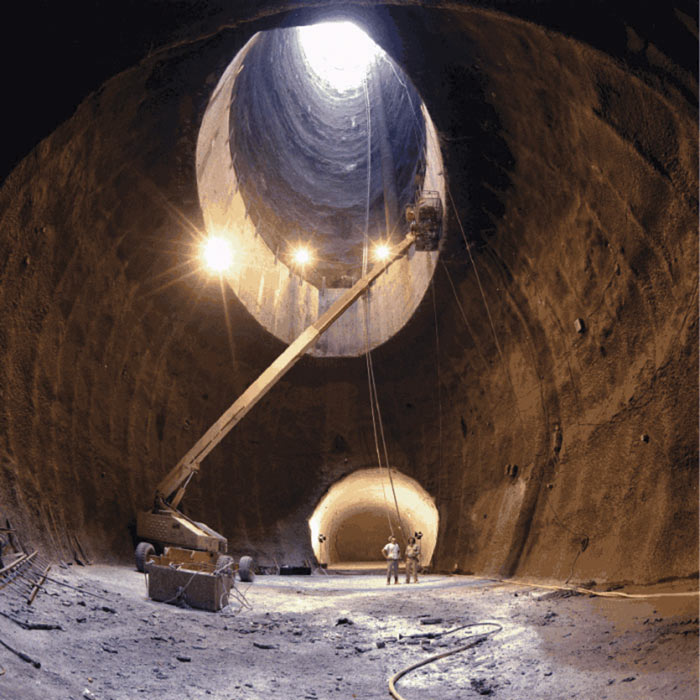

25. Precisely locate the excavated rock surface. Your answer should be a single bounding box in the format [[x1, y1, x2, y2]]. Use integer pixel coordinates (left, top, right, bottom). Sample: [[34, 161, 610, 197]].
[[0, 2, 696, 593], [0, 566, 697, 699]]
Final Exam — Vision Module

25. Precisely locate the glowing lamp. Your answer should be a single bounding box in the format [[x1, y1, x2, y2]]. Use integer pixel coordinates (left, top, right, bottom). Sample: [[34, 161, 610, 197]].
[[202, 236, 233, 273], [373, 243, 391, 262], [292, 246, 313, 266]]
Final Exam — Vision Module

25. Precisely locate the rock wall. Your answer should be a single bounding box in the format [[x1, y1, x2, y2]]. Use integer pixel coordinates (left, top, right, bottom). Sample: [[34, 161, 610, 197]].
[[383, 6, 698, 584], [0, 2, 696, 586]]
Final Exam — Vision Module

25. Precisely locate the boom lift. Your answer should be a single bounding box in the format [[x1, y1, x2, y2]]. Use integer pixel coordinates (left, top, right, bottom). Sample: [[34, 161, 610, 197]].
[[134, 209, 441, 597]]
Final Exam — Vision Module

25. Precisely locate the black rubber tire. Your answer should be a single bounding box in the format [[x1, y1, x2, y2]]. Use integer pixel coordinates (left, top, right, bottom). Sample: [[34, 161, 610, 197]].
[[238, 555, 254, 582], [216, 555, 234, 573], [135, 541, 155, 572]]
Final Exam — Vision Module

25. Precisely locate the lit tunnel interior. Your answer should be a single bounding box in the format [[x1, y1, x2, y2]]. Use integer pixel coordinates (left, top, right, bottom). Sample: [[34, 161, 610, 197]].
[[0, 1, 695, 593], [308, 468, 439, 566]]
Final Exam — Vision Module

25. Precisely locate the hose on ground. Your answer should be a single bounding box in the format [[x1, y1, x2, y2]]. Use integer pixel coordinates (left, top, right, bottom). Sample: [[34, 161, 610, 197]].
[[493, 577, 700, 599], [388, 578, 697, 697], [388, 622, 502, 700]]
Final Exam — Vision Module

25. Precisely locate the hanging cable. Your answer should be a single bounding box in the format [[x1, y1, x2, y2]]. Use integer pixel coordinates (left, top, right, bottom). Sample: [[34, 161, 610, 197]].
[[430, 279, 445, 488], [445, 186, 527, 435], [362, 73, 372, 277], [363, 298, 394, 537], [368, 343, 406, 542], [361, 72, 384, 486], [360, 69, 406, 543], [380, 54, 424, 155], [362, 72, 395, 537], [441, 260, 492, 371], [384, 67, 506, 410]]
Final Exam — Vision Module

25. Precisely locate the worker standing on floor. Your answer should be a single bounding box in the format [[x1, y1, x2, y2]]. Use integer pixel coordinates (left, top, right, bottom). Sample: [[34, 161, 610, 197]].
[[405, 536, 420, 583], [382, 535, 401, 585]]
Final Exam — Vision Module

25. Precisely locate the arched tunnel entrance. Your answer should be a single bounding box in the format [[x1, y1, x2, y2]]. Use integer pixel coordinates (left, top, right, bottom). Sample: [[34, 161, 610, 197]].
[[196, 21, 445, 357], [308, 468, 438, 567]]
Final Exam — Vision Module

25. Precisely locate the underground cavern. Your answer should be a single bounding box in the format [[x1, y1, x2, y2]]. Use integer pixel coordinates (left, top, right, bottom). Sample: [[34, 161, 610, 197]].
[[0, 1, 697, 698]]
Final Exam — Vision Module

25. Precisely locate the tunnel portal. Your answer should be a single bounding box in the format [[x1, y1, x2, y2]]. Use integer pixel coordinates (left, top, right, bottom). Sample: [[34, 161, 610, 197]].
[[308, 468, 439, 567]]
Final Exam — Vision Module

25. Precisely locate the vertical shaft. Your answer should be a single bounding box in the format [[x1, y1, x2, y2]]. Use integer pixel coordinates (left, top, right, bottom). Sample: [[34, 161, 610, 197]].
[[369, 63, 399, 238]]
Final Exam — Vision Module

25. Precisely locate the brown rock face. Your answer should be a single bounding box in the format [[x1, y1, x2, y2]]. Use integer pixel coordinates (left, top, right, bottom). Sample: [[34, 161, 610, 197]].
[[0, 2, 696, 587]]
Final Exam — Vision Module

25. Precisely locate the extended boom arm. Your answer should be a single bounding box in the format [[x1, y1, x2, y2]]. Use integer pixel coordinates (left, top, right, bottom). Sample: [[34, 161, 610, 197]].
[[155, 233, 417, 508]]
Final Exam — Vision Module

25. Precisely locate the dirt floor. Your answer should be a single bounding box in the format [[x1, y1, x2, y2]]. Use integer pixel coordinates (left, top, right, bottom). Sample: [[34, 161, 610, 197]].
[[0, 563, 697, 699]]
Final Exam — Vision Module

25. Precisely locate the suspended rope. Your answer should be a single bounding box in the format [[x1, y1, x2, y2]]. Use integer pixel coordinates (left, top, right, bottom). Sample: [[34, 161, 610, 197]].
[[363, 305, 396, 537], [386, 58, 530, 469], [430, 279, 445, 488], [361, 69, 406, 544], [445, 185, 527, 434], [362, 73, 394, 537], [380, 54, 424, 153], [367, 342, 406, 543], [383, 54, 585, 566], [362, 74, 372, 277], [441, 260, 491, 371]]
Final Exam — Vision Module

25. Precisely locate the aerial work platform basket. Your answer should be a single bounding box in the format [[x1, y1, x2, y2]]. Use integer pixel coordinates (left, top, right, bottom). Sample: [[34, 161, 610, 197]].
[[145, 547, 239, 612], [405, 191, 443, 251]]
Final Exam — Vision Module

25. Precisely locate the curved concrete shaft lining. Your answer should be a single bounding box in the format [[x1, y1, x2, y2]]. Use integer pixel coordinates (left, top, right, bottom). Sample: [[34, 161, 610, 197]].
[[196, 31, 445, 358], [308, 468, 438, 566], [230, 27, 425, 283]]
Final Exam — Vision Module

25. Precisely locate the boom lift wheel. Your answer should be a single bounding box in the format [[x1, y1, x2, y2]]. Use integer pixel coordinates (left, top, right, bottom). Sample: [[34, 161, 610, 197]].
[[238, 555, 254, 582], [135, 541, 155, 572]]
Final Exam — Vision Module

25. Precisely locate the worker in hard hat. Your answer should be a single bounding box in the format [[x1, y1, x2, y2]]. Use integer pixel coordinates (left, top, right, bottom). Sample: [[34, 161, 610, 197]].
[[382, 535, 400, 584], [405, 536, 420, 583]]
